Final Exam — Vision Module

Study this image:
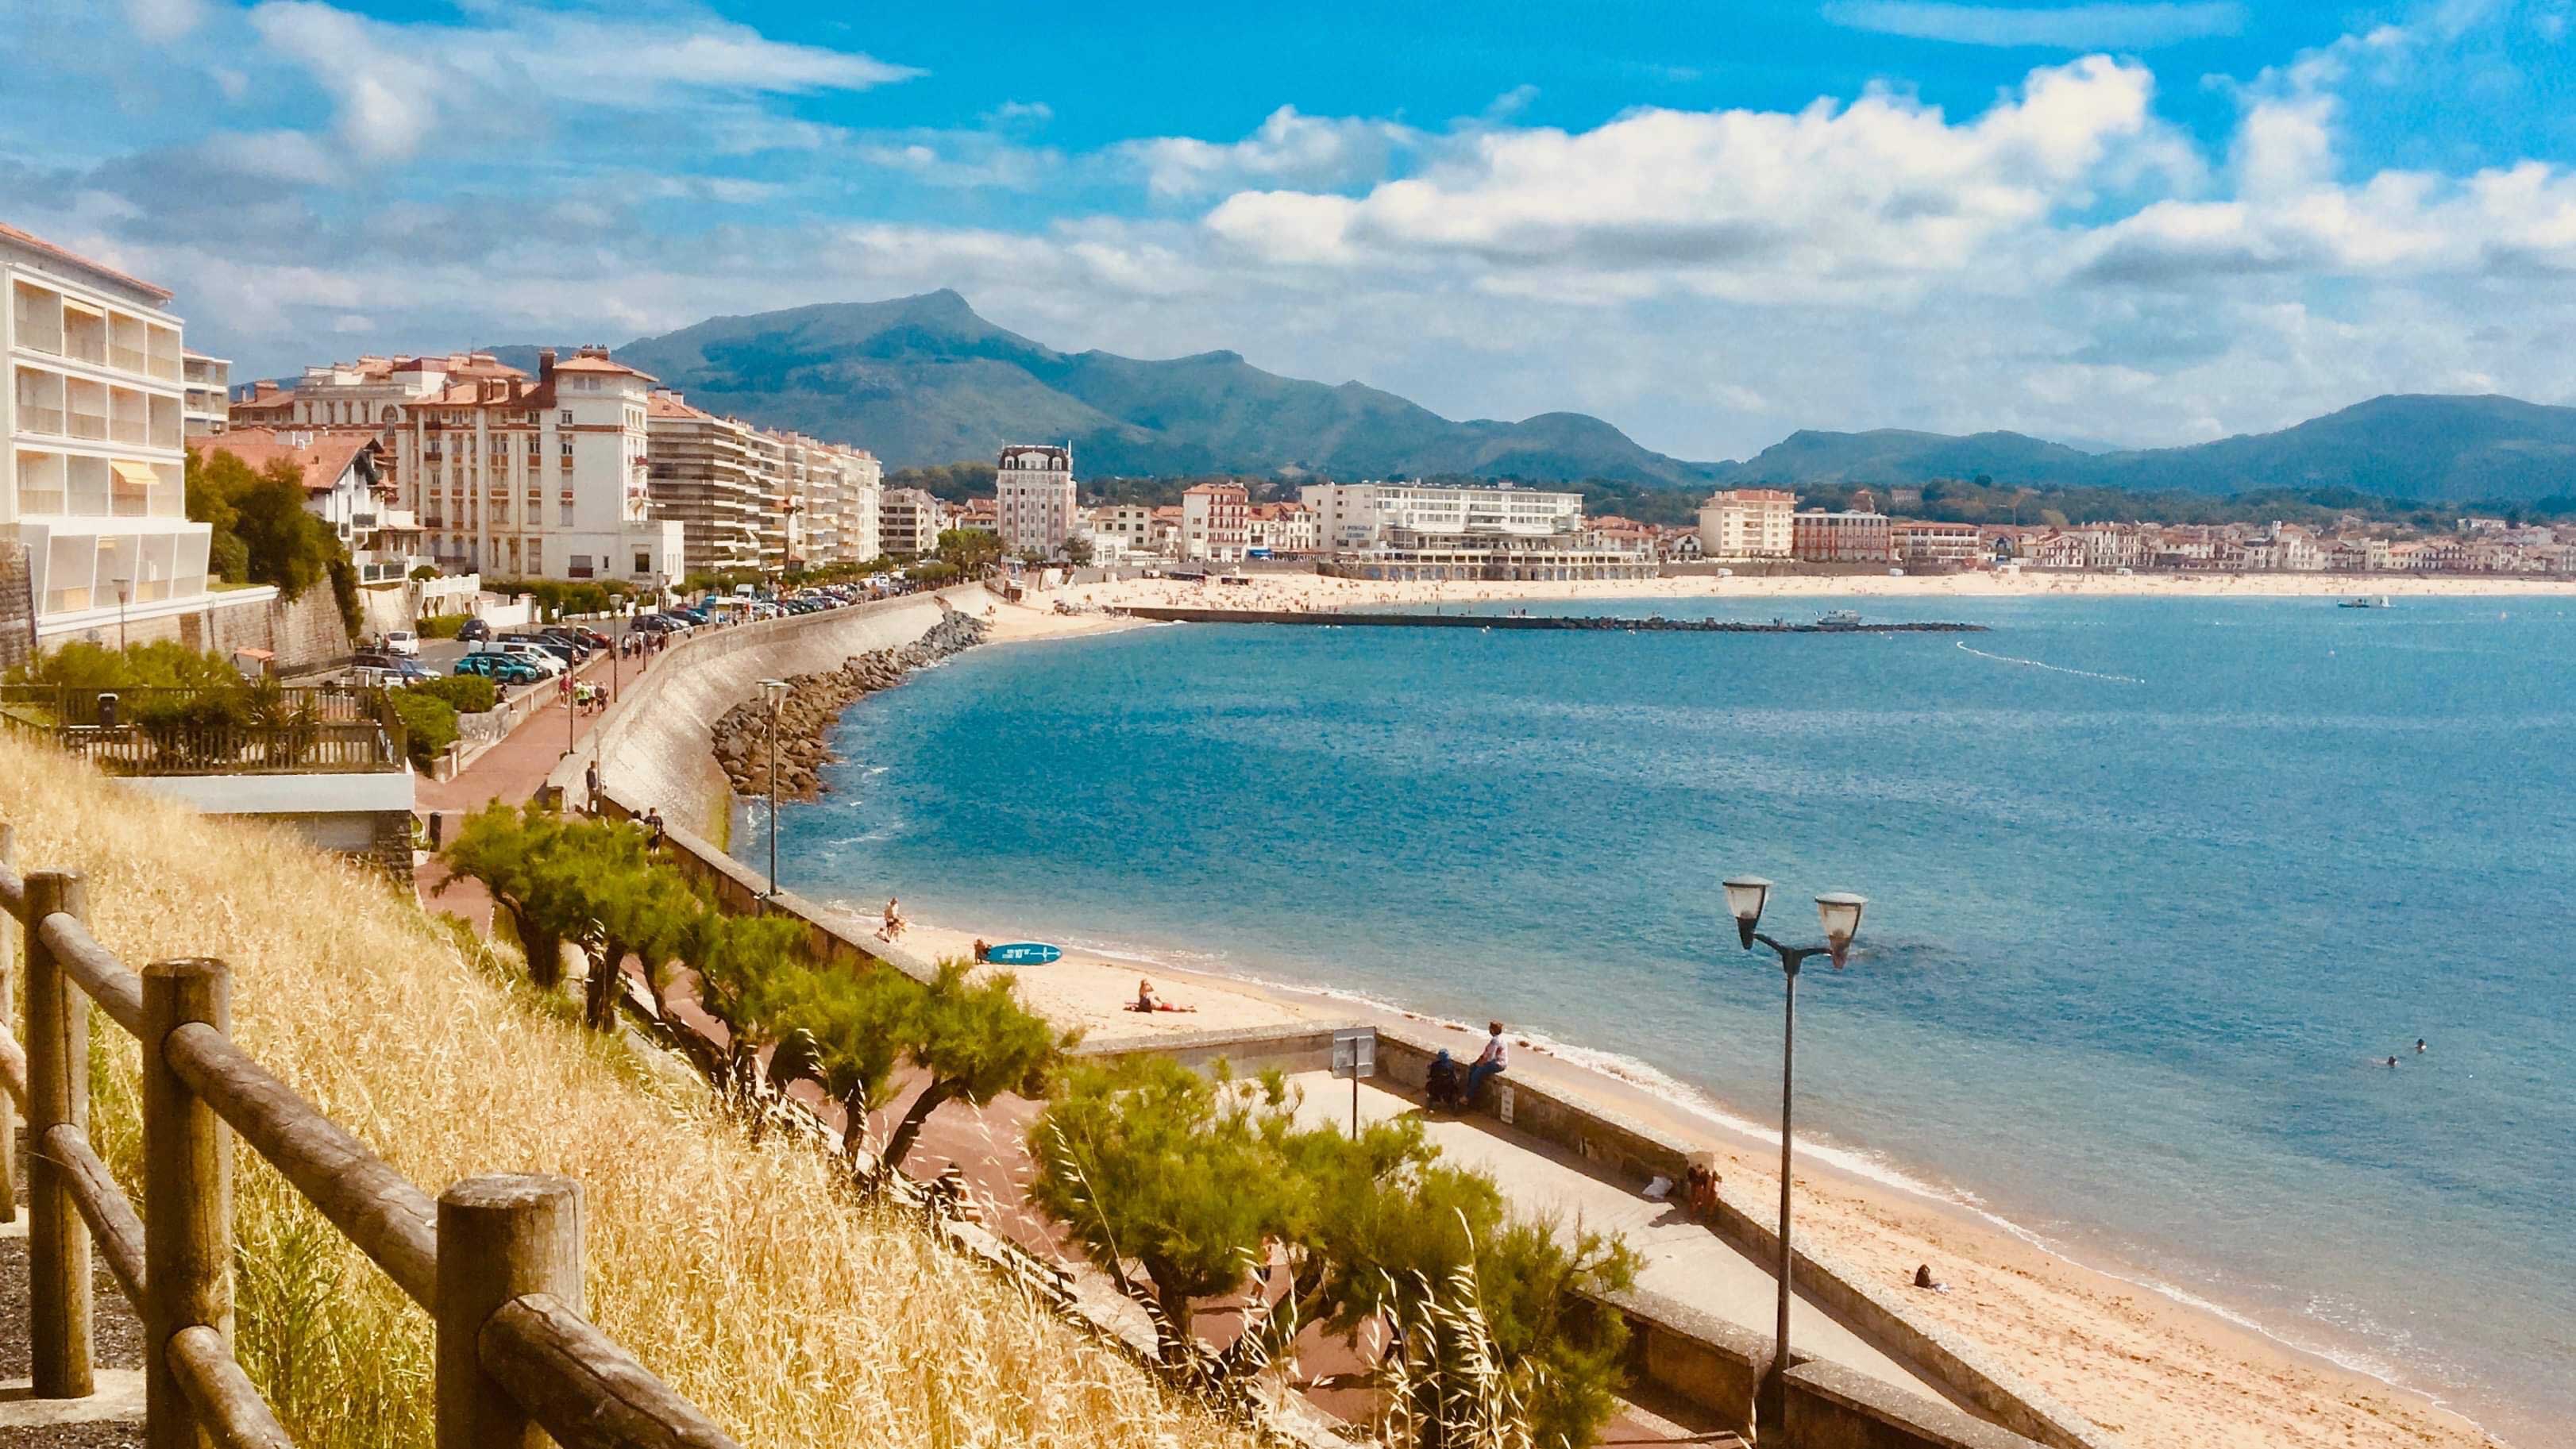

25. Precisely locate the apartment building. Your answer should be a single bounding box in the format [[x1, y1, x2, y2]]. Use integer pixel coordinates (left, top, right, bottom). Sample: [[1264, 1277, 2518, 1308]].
[[1299, 481, 1583, 551], [995, 443, 1076, 556], [202, 427, 429, 584], [643, 390, 763, 576], [181, 351, 229, 437], [1180, 481, 1249, 562], [1085, 502, 1159, 557], [3, 222, 220, 642], [1791, 507, 1892, 563], [241, 346, 681, 585], [1890, 518, 1981, 567], [1696, 487, 1795, 560], [881, 487, 942, 557], [1244, 501, 1318, 555], [785, 434, 880, 569]]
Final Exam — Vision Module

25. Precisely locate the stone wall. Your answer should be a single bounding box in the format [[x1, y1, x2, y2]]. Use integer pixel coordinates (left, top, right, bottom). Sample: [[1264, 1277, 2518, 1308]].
[[72, 586, 356, 671], [554, 587, 984, 838]]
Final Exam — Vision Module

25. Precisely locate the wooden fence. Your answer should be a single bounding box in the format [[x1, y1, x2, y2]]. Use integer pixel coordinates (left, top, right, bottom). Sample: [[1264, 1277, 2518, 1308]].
[[0, 684, 405, 777], [0, 825, 740, 1449]]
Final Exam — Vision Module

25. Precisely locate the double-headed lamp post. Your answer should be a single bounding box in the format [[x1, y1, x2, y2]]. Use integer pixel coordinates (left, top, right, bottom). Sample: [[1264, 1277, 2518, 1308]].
[[759, 677, 789, 900], [1722, 875, 1866, 1408]]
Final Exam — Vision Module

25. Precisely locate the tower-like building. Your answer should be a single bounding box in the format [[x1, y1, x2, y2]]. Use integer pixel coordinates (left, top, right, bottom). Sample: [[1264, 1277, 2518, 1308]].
[[993, 443, 1074, 557]]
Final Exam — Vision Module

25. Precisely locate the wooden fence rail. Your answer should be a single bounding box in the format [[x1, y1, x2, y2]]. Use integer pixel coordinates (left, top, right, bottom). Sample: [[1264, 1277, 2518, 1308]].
[[0, 850, 742, 1449]]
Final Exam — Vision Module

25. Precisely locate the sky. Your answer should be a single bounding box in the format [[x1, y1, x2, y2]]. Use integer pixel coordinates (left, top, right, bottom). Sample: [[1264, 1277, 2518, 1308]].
[[1, 0, 2571, 461]]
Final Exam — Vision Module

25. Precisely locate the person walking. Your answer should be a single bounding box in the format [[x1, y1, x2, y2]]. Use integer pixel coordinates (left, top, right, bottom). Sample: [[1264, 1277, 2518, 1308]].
[[1466, 1022, 1509, 1104]]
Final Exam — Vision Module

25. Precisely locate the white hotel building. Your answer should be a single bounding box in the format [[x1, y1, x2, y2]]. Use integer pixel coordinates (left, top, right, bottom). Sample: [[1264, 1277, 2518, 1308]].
[[3, 223, 226, 645], [1300, 480, 1652, 581], [236, 347, 682, 586], [995, 443, 1076, 556]]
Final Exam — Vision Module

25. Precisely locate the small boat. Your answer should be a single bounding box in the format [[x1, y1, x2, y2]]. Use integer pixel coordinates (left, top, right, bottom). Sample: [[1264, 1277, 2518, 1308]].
[[1818, 609, 1864, 627], [2338, 595, 2392, 610]]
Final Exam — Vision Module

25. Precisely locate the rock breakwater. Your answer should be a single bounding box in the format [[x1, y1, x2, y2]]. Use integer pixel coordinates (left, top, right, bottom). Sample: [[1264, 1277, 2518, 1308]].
[[711, 608, 989, 799]]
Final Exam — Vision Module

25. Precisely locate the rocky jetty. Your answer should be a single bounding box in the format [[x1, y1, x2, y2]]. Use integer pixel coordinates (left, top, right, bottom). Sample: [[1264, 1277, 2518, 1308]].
[[711, 608, 989, 800]]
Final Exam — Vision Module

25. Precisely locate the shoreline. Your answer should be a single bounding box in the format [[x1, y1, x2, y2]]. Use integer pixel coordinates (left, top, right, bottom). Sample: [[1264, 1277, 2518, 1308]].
[[797, 584, 2519, 1448], [889, 908, 2503, 1449]]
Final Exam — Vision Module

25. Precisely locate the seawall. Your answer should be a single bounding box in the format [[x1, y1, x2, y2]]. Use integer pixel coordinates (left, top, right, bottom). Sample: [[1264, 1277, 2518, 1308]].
[[552, 586, 986, 838]]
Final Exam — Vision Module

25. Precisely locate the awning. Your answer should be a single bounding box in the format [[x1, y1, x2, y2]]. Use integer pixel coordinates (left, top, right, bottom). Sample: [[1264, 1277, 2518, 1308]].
[[110, 459, 160, 491]]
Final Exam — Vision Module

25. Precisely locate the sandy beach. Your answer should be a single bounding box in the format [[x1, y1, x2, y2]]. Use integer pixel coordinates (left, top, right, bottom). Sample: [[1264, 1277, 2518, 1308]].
[[871, 583, 2516, 1449]]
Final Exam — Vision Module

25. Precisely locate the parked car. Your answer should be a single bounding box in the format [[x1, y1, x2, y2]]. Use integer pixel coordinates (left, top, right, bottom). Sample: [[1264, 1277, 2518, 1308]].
[[472, 640, 566, 676], [457, 618, 493, 642], [501, 633, 580, 666], [534, 628, 597, 661], [353, 652, 435, 682], [382, 629, 420, 657], [562, 626, 613, 650], [454, 653, 543, 686]]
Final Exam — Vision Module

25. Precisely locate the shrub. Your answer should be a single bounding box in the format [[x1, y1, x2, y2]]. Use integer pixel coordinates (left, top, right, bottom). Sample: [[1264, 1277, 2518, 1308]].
[[390, 689, 457, 769], [411, 673, 495, 715], [8, 640, 240, 691], [415, 612, 469, 641], [408, 564, 438, 582], [133, 689, 254, 769]]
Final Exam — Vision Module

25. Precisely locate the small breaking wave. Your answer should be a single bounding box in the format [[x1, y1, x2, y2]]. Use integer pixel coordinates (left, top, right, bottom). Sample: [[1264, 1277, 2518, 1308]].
[[1956, 640, 2145, 684]]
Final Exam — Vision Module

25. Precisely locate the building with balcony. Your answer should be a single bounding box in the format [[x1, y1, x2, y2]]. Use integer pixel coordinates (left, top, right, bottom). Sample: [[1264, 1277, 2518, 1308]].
[[1697, 488, 1796, 561], [995, 444, 1076, 556], [202, 427, 430, 584], [643, 390, 764, 576], [1298, 481, 1583, 552], [1791, 507, 1892, 563], [1318, 528, 1655, 582], [181, 351, 229, 437], [1180, 481, 1249, 562], [249, 346, 681, 588], [1244, 501, 1318, 556], [881, 487, 943, 558], [1890, 519, 1982, 568], [3, 222, 227, 647]]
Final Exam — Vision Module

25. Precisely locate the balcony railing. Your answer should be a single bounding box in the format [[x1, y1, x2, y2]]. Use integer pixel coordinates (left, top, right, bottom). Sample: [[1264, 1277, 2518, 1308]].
[[0, 684, 404, 777], [17, 404, 63, 435], [69, 411, 107, 441]]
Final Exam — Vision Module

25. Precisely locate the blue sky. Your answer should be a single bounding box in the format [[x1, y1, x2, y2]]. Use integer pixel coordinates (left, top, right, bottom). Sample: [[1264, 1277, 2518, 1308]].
[[2, 0, 2571, 460]]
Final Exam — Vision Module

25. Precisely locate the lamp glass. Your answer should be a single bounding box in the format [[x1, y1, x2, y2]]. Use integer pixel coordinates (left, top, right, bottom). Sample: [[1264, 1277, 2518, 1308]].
[[1815, 892, 1867, 950], [1722, 876, 1773, 927], [759, 677, 789, 708]]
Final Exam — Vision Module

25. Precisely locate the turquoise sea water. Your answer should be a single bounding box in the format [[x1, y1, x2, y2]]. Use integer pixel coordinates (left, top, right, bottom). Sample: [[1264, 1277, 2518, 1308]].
[[744, 595, 2576, 1440]]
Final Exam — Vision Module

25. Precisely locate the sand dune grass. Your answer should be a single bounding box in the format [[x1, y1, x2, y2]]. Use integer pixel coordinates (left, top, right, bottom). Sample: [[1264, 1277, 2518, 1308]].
[[1, 734, 1259, 1449]]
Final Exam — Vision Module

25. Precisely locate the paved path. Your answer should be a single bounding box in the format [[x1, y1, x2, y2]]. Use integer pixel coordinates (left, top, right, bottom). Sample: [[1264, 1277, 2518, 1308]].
[[1278, 1071, 1950, 1408]]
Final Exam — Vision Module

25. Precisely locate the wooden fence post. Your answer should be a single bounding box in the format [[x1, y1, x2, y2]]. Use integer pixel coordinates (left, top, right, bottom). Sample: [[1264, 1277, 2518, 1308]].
[[144, 958, 234, 1449], [25, 869, 94, 1399], [2, 821, 17, 1228], [437, 1173, 583, 1449]]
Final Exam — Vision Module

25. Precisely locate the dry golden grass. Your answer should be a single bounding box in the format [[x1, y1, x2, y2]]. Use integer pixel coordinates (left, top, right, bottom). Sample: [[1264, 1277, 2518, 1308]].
[[1, 734, 1262, 1449]]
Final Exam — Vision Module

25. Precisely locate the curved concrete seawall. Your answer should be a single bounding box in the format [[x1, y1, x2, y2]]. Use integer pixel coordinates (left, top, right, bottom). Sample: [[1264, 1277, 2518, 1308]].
[[550, 585, 987, 838]]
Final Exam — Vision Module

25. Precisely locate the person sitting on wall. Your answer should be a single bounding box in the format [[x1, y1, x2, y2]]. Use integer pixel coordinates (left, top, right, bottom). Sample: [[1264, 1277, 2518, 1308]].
[[1424, 1049, 1463, 1111], [1464, 1022, 1509, 1104]]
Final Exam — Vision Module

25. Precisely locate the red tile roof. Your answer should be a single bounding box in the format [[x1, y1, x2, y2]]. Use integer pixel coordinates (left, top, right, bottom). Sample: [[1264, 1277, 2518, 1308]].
[[202, 428, 385, 495]]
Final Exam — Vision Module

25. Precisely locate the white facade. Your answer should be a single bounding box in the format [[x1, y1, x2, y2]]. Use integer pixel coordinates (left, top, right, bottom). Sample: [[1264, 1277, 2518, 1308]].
[[1298, 482, 1583, 551], [1245, 502, 1318, 554], [881, 487, 942, 557], [995, 443, 1076, 556], [1697, 488, 1796, 561], [3, 223, 218, 639], [1180, 482, 1248, 562], [181, 350, 229, 436]]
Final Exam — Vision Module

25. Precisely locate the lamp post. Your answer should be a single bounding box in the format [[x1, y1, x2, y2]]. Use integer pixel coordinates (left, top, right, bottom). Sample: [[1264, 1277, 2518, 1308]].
[[759, 677, 789, 900], [1722, 875, 1866, 1415], [111, 576, 130, 650]]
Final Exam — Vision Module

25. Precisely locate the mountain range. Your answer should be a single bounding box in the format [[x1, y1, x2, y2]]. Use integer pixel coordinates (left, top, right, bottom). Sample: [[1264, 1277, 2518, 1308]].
[[491, 292, 2576, 503]]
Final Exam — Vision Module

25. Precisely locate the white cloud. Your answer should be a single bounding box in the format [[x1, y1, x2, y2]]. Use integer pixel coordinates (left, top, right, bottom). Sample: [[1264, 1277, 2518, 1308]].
[[123, 0, 208, 43], [1126, 106, 1421, 199], [1205, 56, 2175, 299], [243, 1, 916, 164], [1822, 2, 2246, 48]]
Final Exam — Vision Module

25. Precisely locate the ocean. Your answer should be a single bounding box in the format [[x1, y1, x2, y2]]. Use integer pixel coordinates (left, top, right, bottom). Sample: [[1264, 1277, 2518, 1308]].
[[742, 594, 2576, 1440]]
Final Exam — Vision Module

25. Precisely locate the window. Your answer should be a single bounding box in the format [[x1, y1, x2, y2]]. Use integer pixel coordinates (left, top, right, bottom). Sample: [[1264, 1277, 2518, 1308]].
[[559, 503, 573, 527], [561, 439, 573, 457], [559, 410, 573, 425], [634, 551, 650, 574]]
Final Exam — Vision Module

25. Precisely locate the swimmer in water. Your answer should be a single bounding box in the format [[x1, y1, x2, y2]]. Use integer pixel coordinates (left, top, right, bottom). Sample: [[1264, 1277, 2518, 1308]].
[[2385, 1056, 2399, 1068], [2416, 1039, 2427, 1053]]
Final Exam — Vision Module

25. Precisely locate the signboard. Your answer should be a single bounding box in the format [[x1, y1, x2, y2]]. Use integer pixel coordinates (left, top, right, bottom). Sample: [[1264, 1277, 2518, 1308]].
[[1332, 1027, 1376, 1081], [984, 942, 1062, 966]]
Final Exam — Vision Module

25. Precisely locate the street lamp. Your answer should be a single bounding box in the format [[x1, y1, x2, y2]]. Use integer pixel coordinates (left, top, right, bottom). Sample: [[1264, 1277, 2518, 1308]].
[[759, 677, 789, 900], [111, 576, 130, 651], [1723, 875, 1866, 1414]]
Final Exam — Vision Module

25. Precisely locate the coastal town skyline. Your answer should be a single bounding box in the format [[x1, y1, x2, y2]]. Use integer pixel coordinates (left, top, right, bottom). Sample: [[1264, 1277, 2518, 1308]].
[[3, 2, 2573, 460]]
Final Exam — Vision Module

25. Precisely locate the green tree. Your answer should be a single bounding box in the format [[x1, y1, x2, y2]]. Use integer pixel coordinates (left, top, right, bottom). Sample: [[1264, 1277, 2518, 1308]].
[[184, 446, 250, 582], [1062, 534, 1095, 566], [390, 689, 457, 770], [435, 804, 601, 992], [935, 528, 1004, 572], [881, 960, 1074, 1169], [762, 962, 917, 1162], [680, 907, 812, 1093], [579, 838, 700, 1031]]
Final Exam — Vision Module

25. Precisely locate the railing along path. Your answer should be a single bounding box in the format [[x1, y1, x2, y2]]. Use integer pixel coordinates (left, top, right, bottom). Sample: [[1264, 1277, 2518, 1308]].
[[0, 826, 739, 1449]]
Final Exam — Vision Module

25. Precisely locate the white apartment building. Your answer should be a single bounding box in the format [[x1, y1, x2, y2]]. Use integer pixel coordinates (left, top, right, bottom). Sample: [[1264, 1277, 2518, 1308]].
[[204, 427, 430, 584], [3, 222, 222, 642], [1245, 501, 1318, 555], [881, 487, 942, 557], [181, 350, 229, 437], [785, 434, 879, 570], [644, 390, 763, 575], [1298, 481, 1583, 551], [1180, 481, 1248, 562], [995, 443, 1076, 556], [746, 429, 798, 575], [1697, 487, 1796, 560], [1086, 503, 1160, 557], [241, 346, 681, 586]]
